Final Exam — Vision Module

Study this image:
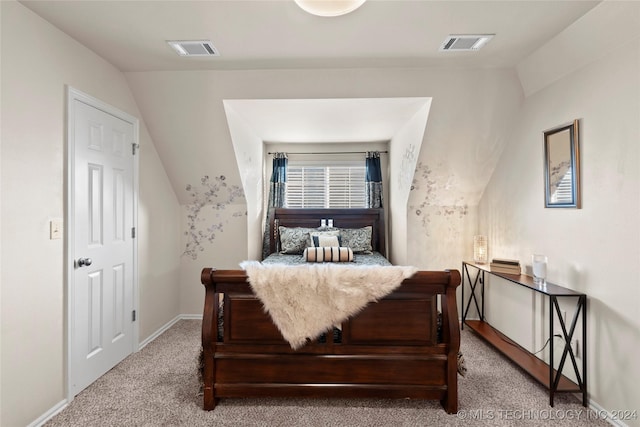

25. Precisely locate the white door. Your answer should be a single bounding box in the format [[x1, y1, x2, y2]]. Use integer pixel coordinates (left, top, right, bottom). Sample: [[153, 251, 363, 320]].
[[67, 88, 138, 397]]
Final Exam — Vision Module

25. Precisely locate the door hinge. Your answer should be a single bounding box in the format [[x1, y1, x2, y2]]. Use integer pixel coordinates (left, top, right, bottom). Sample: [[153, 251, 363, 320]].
[[132, 310, 137, 322], [131, 227, 136, 238], [132, 143, 140, 155]]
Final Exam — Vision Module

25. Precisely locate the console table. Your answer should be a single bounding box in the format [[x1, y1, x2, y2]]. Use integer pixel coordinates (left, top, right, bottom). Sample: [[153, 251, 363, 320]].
[[461, 261, 587, 407]]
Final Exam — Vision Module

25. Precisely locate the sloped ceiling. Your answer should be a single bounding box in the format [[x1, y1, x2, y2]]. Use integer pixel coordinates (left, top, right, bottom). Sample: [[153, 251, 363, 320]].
[[21, 0, 602, 208], [125, 66, 523, 206]]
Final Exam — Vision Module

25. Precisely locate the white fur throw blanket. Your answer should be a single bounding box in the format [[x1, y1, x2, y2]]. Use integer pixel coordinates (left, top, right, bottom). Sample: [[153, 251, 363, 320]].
[[239, 261, 418, 349]]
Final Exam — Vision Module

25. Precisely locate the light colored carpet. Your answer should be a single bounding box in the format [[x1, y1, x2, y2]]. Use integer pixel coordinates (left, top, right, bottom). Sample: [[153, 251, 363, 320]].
[[46, 320, 606, 426]]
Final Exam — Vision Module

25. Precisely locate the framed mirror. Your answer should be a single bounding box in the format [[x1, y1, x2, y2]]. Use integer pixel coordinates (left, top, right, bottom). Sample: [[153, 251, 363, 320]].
[[543, 119, 580, 208]]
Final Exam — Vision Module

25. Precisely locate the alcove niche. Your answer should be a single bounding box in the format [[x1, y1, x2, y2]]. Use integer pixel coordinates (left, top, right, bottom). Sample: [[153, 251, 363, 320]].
[[224, 97, 431, 263]]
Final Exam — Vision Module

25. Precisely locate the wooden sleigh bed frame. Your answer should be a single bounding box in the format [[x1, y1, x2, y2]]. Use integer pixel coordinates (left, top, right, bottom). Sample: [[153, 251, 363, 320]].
[[200, 208, 461, 413]]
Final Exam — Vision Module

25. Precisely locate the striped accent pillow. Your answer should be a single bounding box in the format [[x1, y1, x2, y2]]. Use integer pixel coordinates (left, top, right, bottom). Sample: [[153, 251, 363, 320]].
[[312, 234, 341, 247], [303, 246, 354, 263]]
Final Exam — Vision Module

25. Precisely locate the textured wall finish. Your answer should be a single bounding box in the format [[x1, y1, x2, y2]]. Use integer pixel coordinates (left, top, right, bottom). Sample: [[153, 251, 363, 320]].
[[183, 175, 245, 260], [410, 161, 469, 236]]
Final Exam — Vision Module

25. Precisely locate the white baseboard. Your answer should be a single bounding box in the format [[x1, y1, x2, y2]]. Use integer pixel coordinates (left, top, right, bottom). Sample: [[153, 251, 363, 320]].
[[138, 315, 180, 350], [180, 314, 204, 320], [28, 399, 68, 427], [138, 314, 203, 350], [589, 399, 632, 427]]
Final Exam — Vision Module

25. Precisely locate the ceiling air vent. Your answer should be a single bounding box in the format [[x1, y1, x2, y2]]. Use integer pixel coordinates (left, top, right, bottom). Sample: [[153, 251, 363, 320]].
[[439, 34, 494, 52], [167, 40, 219, 56]]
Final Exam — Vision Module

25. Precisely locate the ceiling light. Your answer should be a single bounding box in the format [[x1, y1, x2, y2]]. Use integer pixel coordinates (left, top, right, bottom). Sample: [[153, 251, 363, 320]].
[[295, 0, 366, 17]]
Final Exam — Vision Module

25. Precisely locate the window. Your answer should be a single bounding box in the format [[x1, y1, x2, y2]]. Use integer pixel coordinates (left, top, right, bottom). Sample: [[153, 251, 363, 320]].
[[286, 161, 366, 208]]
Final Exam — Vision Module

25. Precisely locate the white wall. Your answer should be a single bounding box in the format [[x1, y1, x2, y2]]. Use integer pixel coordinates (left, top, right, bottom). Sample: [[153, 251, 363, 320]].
[[138, 134, 182, 339], [0, 2, 181, 426], [388, 101, 430, 265], [224, 101, 264, 261], [478, 32, 640, 426]]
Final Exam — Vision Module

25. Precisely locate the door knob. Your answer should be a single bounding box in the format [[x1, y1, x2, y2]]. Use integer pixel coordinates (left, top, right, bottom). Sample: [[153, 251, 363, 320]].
[[77, 257, 92, 267]]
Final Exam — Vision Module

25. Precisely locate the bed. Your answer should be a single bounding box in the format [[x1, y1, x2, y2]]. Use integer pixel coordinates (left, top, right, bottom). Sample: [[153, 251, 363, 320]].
[[200, 208, 461, 413]]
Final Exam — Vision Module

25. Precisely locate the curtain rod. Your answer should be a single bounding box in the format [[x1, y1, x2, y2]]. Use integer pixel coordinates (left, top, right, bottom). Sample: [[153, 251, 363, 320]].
[[268, 151, 388, 155]]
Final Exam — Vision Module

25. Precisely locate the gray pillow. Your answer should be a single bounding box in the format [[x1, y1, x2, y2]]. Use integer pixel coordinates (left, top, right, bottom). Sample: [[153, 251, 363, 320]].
[[339, 226, 373, 254], [278, 226, 315, 254]]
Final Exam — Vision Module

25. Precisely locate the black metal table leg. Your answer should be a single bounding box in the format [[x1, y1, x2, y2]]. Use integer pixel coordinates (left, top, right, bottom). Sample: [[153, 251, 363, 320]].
[[462, 263, 484, 328], [550, 295, 587, 407], [582, 295, 588, 407]]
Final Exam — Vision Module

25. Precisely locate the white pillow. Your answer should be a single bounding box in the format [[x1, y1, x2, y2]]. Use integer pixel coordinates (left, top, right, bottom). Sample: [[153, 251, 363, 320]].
[[309, 230, 341, 247], [314, 234, 340, 247]]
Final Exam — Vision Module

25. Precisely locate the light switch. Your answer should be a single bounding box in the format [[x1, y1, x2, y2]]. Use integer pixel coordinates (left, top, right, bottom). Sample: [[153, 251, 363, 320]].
[[50, 218, 63, 240]]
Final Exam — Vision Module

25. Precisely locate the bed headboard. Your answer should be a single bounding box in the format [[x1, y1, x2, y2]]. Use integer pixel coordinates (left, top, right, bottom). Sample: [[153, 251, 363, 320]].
[[269, 208, 386, 256]]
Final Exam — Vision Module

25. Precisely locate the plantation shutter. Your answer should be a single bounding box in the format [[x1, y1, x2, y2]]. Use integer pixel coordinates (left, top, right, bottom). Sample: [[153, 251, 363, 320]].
[[286, 166, 326, 208], [286, 161, 366, 208], [327, 166, 366, 208]]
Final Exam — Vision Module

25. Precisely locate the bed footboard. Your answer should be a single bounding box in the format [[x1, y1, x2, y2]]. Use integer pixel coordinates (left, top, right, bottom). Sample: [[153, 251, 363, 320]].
[[201, 268, 461, 413]]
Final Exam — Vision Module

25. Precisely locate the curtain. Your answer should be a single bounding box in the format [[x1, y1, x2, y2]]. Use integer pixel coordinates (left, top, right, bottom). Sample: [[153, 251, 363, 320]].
[[262, 153, 288, 259], [365, 151, 383, 208]]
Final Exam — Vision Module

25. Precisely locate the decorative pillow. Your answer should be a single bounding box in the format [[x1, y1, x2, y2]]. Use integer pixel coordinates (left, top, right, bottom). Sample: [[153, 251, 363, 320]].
[[279, 226, 315, 254], [303, 246, 354, 263], [339, 226, 373, 254], [312, 234, 341, 247], [308, 230, 341, 247]]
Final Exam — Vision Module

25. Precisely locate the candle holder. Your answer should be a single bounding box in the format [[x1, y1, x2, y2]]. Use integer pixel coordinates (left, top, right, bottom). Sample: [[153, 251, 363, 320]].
[[532, 254, 548, 285], [473, 235, 488, 264]]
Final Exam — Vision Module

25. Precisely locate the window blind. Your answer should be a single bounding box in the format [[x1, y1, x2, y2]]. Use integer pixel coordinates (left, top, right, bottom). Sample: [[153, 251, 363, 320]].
[[286, 162, 366, 208]]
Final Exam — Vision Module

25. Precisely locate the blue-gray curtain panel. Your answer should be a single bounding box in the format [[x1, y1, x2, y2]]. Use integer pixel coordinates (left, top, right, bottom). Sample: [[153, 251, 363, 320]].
[[262, 153, 288, 259], [365, 151, 383, 208]]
